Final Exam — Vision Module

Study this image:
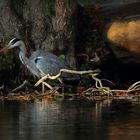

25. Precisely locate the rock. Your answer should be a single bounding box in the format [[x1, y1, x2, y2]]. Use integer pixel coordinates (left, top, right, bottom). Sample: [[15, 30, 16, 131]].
[[107, 20, 140, 56]]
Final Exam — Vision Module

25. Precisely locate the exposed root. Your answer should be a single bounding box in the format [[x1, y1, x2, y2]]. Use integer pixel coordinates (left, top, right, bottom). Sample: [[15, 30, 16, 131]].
[[35, 68, 140, 98], [81, 80, 140, 101], [35, 69, 100, 90], [127, 81, 140, 92], [2, 68, 140, 102]]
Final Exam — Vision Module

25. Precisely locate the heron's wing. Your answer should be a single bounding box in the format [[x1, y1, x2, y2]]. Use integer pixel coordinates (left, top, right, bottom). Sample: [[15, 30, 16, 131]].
[[30, 50, 68, 77], [27, 58, 41, 78]]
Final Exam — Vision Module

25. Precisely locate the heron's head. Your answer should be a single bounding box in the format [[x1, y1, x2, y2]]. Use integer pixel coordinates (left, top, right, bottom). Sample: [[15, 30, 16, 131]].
[[8, 38, 22, 48], [0, 38, 22, 52]]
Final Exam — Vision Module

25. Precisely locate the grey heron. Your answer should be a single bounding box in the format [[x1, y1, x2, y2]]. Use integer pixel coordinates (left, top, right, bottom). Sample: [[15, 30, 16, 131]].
[[0, 38, 70, 91]]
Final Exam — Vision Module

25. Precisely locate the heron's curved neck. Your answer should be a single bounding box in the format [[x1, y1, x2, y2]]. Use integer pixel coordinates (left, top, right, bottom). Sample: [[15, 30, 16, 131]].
[[18, 42, 28, 65]]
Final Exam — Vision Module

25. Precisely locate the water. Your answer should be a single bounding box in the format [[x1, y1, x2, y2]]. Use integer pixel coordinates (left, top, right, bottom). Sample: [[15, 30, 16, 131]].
[[0, 99, 140, 140]]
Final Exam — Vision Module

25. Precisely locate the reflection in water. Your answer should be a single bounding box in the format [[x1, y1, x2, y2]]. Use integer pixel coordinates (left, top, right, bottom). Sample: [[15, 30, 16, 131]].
[[0, 100, 140, 140]]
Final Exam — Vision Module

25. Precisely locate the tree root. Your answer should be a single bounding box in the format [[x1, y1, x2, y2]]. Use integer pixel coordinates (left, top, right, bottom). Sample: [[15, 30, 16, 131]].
[[81, 80, 140, 101], [35, 69, 101, 93], [3, 68, 140, 102], [127, 81, 140, 92], [35, 68, 140, 97]]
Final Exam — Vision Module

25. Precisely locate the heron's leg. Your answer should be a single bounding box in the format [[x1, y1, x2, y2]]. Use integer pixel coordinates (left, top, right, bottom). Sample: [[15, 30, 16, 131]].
[[42, 82, 45, 94], [57, 78, 65, 95]]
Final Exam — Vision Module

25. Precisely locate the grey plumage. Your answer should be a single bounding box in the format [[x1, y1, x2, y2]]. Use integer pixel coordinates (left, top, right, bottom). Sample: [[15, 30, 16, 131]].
[[27, 50, 68, 78]]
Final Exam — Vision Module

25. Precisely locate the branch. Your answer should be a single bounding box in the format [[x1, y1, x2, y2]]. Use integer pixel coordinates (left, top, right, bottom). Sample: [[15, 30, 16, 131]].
[[35, 69, 100, 87], [127, 81, 140, 92]]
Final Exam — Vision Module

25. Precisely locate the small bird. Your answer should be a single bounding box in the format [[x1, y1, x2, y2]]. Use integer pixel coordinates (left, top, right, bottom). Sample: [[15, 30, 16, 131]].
[[0, 38, 70, 90]]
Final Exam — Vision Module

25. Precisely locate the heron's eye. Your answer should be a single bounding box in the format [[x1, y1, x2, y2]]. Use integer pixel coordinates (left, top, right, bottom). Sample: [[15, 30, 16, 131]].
[[10, 38, 21, 45]]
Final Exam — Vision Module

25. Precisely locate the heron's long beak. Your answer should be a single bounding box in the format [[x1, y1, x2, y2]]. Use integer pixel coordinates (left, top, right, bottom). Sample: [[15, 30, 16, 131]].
[[0, 45, 10, 53]]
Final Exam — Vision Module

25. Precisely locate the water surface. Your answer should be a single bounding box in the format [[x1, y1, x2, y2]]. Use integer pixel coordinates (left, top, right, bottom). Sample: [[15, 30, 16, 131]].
[[0, 100, 140, 140]]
